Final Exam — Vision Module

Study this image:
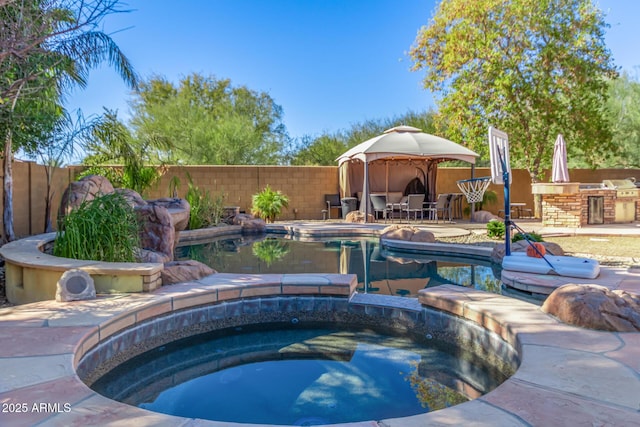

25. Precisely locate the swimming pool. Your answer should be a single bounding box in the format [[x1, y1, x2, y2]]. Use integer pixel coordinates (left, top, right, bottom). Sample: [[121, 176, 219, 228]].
[[175, 236, 502, 297]]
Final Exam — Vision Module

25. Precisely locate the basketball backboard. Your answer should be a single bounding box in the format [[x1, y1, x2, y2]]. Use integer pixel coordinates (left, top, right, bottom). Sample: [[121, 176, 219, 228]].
[[488, 126, 511, 185]]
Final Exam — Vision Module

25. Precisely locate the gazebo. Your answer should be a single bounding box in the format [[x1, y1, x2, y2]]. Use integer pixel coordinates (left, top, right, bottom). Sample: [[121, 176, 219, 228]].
[[336, 126, 480, 220]]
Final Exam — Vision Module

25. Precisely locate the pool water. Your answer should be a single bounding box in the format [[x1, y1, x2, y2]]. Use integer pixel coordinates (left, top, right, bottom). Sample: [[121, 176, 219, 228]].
[[92, 324, 508, 425], [175, 236, 502, 297]]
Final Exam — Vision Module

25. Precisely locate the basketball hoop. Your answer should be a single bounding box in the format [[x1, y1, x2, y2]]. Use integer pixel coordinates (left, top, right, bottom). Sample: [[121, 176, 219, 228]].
[[457, 177, 491, 204]]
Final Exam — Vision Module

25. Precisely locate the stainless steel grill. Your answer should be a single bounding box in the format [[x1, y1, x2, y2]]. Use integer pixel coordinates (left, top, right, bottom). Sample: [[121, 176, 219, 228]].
[[602, 179, 638, 222]]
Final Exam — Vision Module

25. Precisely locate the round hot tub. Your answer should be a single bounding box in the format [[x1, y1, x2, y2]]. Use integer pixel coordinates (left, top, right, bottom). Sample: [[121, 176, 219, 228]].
[[77, 294, 518, 426]]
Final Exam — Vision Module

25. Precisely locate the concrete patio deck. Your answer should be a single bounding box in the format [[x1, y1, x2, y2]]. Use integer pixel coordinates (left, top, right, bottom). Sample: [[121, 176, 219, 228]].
[[1, 221, 639, 426]]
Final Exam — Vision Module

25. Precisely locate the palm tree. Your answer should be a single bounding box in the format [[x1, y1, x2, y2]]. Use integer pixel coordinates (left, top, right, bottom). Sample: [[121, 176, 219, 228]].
[[0, 0, 138, 242]]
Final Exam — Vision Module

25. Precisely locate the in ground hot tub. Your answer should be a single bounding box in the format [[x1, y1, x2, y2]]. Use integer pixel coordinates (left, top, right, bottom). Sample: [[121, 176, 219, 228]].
[[77, 294, 518, 426]]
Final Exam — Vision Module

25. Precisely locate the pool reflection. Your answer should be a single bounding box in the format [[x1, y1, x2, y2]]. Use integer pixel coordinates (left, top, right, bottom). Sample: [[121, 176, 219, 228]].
[[175, 236, 501, 297]]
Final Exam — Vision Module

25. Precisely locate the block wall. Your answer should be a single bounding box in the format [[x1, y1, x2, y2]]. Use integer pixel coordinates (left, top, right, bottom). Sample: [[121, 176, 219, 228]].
[[0, 161, 72, 239], [146, 165, 341, 221], [2, 163, 640, 237]]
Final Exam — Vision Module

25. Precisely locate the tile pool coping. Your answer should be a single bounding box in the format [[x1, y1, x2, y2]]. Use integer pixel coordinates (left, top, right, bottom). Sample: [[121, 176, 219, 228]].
[[0, 223, 639, 426]]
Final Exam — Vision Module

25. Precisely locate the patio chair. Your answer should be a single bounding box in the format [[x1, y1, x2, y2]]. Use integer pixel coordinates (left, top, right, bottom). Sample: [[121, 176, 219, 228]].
[[370, 194, 391, 222], [403, 194, 425, 221], [434, 194, 452, 223], [450, 194, 464, 219], [324, 194, 341, 219]]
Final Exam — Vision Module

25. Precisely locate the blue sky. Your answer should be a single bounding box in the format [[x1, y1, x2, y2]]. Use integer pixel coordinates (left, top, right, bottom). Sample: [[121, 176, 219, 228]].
[[64, 0, 640, 140]]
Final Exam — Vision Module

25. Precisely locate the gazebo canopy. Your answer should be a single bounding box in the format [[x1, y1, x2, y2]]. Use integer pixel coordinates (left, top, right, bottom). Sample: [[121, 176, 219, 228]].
[[336, 126, 480, 220], [336, 125, 479, 165]]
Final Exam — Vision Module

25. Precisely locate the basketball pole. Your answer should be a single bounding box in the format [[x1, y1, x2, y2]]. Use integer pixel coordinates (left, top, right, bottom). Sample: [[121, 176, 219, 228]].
[[470, 164, 476, 222], [498, 147, 511, 256]]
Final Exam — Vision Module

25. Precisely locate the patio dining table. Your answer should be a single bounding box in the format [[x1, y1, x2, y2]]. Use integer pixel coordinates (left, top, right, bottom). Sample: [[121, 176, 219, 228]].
[[387, 202, 407, 220], [510, 202, 527, 218]]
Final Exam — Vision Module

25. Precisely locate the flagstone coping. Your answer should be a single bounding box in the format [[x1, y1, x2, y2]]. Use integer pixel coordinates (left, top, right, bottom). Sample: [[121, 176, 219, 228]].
[[501, 267, 640, 295], [0, 275, 638, 426]]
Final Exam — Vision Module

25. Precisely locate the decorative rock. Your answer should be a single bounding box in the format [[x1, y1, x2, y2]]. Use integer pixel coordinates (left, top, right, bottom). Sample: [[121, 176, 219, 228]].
[[147, 198, 191, 231], [344, 211, 375, 223], [161, 260, 216, 285], [56, 269, 96, 302], [230, 212, 266, 233], [491, 240, 564, 264], [542, 284, 640, 332], [58, 175, 115, 217], [135, 205, 176, 261], [380, 225, 435, 243], [410, 229, 437, 243], [381, 224, 415, 240], [115, 188, 147, 208], [471, 210, 501, 223], [240, 218, 267, 234], [232, 213, 255, 225], [136, 248, 172, 264]]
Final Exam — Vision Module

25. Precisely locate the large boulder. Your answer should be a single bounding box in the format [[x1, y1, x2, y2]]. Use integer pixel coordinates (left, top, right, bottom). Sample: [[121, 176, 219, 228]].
[[136, 248, 172, 264], [380, 225, 436, 243], [161, 260, 216, 285], [115, 188, 148, 208], [232, 213, 267, 234], [344, 211, 375, 223], [542, 284, 640, 332], [58, 175, 115, 217], [147, 197, 191, 231], [136, 205, 176, 261], [471, 210, 501, 223], [491, 240, 564, 264]]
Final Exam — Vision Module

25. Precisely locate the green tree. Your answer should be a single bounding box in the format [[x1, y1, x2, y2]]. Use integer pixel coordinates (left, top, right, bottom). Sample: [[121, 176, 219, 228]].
[[23, 110, 97, 232], [0, 0, 137, 241], [81, 109, 164, 195], [410, 0, 617, 181], [130, 73, 288, 165], [289, 110, 436, 165], [289, 134, 348, 166], [604, 71, 640, 167]]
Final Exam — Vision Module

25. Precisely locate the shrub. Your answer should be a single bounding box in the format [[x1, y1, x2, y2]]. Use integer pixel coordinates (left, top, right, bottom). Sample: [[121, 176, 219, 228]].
[[185, 182, 225, 230], [486, 220, 506, 239], [54, 193, 139, 262], [512, 232, 544, 243], [251, 185, 289, 223]]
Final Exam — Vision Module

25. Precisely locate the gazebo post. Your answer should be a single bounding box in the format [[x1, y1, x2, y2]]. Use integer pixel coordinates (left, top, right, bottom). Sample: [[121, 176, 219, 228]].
[[470, 164, 476, 221], [363, 161, 369, 222]]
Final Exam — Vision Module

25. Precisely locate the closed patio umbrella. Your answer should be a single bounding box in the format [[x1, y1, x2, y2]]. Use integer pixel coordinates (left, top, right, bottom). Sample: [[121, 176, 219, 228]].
[[552, 134, 570, 183]]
